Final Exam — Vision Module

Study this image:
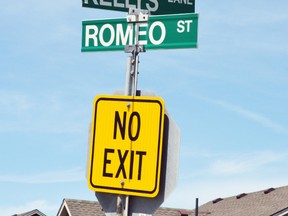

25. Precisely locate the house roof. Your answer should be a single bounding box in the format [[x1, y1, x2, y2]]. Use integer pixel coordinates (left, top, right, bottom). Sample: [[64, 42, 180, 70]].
[[57, 185, 288, 216], [13, 209, 46, 216], [57, 199, 104, 216], [57, 198, 195, 216], [198, 185, 288, 216]]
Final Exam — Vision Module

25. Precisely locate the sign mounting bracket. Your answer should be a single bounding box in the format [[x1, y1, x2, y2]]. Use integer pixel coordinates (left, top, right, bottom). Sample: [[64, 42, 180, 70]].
[[126, 8, 149, 23], [124, 8, 148, 96]]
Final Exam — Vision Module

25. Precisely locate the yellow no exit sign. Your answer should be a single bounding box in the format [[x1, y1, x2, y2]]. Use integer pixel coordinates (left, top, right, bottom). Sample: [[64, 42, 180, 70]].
[[87, 95, 165, 198]]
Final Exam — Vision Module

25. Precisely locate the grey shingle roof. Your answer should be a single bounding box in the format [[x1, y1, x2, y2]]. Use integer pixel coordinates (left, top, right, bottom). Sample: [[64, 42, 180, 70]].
[[13, 209, 46, 216], [154, 207, 193, 216], [57, 199, 104, 216], [57, 185, 288, 216], [57, 198, 194, 216], [154, 207, 212, 216], [198, 185, 288, 216]]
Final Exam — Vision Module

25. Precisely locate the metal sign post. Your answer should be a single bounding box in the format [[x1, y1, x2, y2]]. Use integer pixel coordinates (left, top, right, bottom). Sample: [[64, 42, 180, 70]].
[[117, 8, 149, 216], [85, 0, 187, 213]]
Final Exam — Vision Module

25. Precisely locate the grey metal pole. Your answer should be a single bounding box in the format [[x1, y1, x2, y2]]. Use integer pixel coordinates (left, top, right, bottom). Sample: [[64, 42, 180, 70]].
[[125, 56, 133, 96], [118, 8, 148, 216], [116, 195, 123, 216], [121, 46, 140, 216], [125, 46, 140, 97], [195, 198, 199, 216]]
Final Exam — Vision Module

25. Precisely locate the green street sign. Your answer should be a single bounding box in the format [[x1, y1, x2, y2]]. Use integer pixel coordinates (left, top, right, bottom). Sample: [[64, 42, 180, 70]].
[[82, 0, 195, 15], [82, 13, 198, 52]]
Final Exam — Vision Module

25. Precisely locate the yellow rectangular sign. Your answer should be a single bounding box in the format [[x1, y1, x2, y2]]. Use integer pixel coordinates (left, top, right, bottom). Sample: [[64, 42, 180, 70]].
[[87, 95, 165, 197]]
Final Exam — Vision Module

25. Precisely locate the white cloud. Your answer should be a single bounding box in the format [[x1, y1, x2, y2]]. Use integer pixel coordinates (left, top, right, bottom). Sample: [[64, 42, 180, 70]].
[[1, 0, 76, 17], [0, 167, 85, 184], [0, 200, 59, 216], [197, 96, 288, 134], [209, 151, 286, 175], [203, 0, 288, 28], [0, 90, 87, 133], [178, 147, 288, 180], [0, 90, 32, 113]]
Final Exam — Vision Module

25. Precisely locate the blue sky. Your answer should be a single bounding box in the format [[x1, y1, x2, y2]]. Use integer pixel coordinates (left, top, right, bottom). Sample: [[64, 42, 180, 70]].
[[1, 0, 288, 215]]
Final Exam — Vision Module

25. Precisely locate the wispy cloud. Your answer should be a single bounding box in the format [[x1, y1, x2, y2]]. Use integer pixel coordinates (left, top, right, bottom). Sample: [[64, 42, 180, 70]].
[[0, 167, 85, 184], [1, 0, 76, 17], [210, 8, 288, 27], [209, 151, 287, 175], [197, 96, 288, 134], [0, 90, 32, 113], [0, 90, 87, 133]]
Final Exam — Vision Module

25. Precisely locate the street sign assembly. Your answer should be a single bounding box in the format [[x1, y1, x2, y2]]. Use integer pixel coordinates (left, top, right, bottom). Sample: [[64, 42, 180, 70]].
[[96, 105, 180, 215], [87, 95, 165, 198], [82, 13, 198, 52], [82, 0, 195, 15]]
